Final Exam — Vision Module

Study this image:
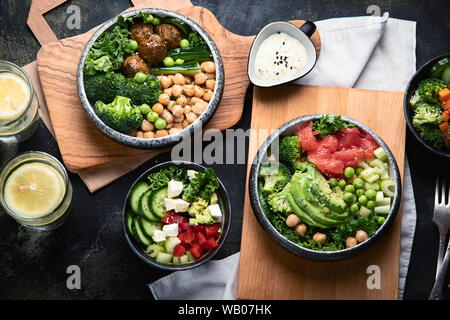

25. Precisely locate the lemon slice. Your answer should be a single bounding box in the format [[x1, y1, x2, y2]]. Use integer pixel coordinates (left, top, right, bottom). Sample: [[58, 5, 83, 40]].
[[4, 162, 65, 218], [0, 73, 31, 121]]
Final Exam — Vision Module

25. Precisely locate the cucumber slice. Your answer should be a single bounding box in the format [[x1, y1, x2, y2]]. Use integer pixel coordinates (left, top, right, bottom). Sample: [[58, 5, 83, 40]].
[[373, 147, 388, 161], [125, 209, 135, 236], [172, 256, 181, 265], [129, 182, 150, 214], [139, 218, 162, 238], [165, 236, 181, 254], [180, 255, 189, 264], [132, 218, 152, 247], [380, 179, 395, 198], [162, 17, 192, 35], [375, 205, 391, 215], [186, 251, 195, 262], [139, 189, 159, 222], [150, 187, 168, 219], [375, 191, 384, 203], [377, 197, 391, 206], [156, 252, 173, 264]]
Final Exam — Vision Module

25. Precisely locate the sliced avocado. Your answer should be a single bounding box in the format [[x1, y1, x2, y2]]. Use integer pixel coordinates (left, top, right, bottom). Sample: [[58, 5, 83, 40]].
[[285, 192, 326, 228], [308, 167, 347, 214]]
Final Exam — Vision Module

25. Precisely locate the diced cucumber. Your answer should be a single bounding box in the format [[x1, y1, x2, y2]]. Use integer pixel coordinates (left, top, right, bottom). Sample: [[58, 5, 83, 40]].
[[165, 236, 181, 254], [364, 182, 380, 191], [156, 252, 173, 264], [180, 255, 189, 264], [210, 192, 218, 205], [360, 167, 376, 180], [172, 256, 181, 265], [139, 189, 159, 222], [150, 187, 168, 219], [359, 206, 372, 218], [380, 179, 395, 198], [369, 159, 385, 171], [366, 174, 380, 183], [125, 209, 135, 236], [148, 244, 166, 258], [140, 218, 162, 238], [377, 197, 391, 206], [186, 251, 195, 262], [128, 182, 150, 214], [374, 147, 388, 161], [374, 205, 391, 215], [132, 218, 152, 247], [380, 171, 390, 180], [358, 161, 370, 169], [376, 191, 384, 203]]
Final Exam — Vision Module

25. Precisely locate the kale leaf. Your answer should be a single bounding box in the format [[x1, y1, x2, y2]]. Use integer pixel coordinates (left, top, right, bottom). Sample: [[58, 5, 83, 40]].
[[182, 168, 220, 202], [313, 115, 356, 138], [147, 166, 189, 191]]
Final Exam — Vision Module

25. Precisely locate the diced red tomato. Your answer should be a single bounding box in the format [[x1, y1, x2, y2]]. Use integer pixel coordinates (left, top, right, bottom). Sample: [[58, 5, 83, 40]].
[[190, 244, 204, 259], [204, 224, 221, 239], [207, 237, 219, 249], [161, 210, 175, 224], [172, 213, 188, 224], [178, 228, 195, 244], [178, 222, 191, 233], [192, 224, 204, 232], [173, 243, 186, 257]]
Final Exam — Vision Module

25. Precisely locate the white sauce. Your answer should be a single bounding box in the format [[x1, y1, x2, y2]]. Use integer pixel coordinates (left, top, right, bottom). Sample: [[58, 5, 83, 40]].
[[254, 32, 308, 82]]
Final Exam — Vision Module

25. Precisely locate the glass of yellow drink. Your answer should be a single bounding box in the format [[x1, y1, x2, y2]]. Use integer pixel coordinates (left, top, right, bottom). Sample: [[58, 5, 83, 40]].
[[0, 60, 39, 142], [0, 152, 72, 230]]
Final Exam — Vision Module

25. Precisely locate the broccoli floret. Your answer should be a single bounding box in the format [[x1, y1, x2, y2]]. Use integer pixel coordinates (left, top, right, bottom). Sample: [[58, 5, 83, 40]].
[[279, 136, 302, 172], [417, 78, 447, 104], [94, 96, 143, 133], [187, 32, 207, 48], [267, 183, 292, 214], [416, 124, 444, 149], [258, 162, 291, 194], [409, 89, 425, 109], [119, 75, 161, 106], [84, 72, 126, 104], [412, 103, 443, 127]]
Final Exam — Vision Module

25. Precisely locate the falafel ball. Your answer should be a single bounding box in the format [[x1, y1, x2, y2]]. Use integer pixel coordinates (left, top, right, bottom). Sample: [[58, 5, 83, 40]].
[[129, 22, 154, 44], [122, 54, 150, 78], [138, 34, 168, 66], [155, 23, 182, 49]]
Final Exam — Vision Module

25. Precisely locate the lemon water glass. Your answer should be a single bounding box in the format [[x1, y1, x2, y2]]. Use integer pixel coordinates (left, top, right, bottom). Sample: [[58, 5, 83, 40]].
[[0, 152, 72, 230], [0, 60, 39, 142]]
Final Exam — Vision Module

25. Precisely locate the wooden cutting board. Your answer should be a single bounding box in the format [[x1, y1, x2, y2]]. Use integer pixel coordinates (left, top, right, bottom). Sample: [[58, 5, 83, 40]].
[[237, 85, 405, 300], [34, 0, 321, 172]]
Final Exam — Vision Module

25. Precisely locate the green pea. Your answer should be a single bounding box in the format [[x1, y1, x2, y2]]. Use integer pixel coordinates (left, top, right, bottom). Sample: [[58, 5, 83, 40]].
[[345, 185, 355, 193], [367, 200, 376, 210], [356, 167, 364, 175], [328, 178, 338, 188], [349, 203, 359, 214], [365, 189, 377, 200], [155, 118, 167, 130], [152, 16, 161, 25], [358, 195, 368, 206], [134, 72, 147, 83], [338, 179, 347, 189], [163, 56, 175, 67], [343, 192, 354, 203], [139, 104, 151, 115], [175, 58, 184, 65], [377, 216, 386, 225], [344, 167, 355, 179], [143, 14, 153, 24], [355, 189, 364, 197], [128, 39, 138, 51], [147, 111, 159, 122], [180, 39, 190, 48], [353, 178, 364, 189]]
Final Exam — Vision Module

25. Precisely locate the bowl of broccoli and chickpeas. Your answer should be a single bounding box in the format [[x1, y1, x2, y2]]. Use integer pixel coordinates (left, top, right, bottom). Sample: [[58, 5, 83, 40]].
[[77, 9, 224, 149], [404, 53, 450, 157]]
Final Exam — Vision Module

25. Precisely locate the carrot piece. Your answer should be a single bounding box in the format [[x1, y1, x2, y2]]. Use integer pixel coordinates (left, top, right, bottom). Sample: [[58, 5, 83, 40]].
[[443, 111, 450, 122], [439, 121, 448, 133], [438, 88, 450, 102], [443, 101, 450, 111]]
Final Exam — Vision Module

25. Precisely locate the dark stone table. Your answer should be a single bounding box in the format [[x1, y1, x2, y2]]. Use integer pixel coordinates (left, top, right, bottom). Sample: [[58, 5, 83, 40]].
[[0, 0, 448, 299]]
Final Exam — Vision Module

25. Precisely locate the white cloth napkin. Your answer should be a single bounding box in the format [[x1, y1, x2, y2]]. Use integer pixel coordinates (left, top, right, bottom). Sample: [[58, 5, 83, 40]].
[[149, 14, 417, 300]]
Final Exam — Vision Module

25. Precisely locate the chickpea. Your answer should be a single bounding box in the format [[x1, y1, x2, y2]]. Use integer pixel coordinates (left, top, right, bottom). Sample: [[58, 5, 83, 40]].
[[156, 129, 169, 137], [161, 109, 174, 123], [136, 131, 144, 138], [203, 89, 213, 102], [173, 73, 185, 85], [174, 115, 185, 123], [205, 72, 215, 80], [169, 127, 182, 135], [172, 84, 183, 98], [346, 237, 358, 248], [194, 72, 208, 85], [167, 74, 174, 81], [167, 101, 176, 112], [190, 97, 203, 105], [295, 223, 307, 236], [194, 85, 204, 98], [182, 119, 190, 128], [172, 105, 184, 117], [201, 61, 216, 73], [158, 93, 170, 106], [165, 122, 174, 129], [141, 119, 154, 132], [313, 232, 326, 245], [286, 214, 300, 227], [192, 102, 206, 115], [186, 112, 197, 123], [173, 122, 183, 129], [176, 95, 188, 107], [205, 79, 216, 90], [152, 103, 164, 115], [355, 230, 368, 243], [160, 76, 173, 89], [129, 129, 138, 137], [143, 131, 155, 139], [183, 84, 195, 97], [164, 87, 172, 97], [184, 76, 192, 84], [183, 105, 192, 115], [156, 75, 163, 81]]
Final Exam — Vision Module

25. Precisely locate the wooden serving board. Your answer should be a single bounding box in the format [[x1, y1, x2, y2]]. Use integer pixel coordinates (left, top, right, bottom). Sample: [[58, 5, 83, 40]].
[[237, 85, 405, 300], [34, 0, 320, 172]]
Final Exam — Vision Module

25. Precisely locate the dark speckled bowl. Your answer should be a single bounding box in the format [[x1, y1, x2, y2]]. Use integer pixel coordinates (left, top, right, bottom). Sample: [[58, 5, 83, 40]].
[[248, 114, 402, 261], [404, 53, 450, 158], [77, 9, 224, 150], [122, 161, 231, 271]]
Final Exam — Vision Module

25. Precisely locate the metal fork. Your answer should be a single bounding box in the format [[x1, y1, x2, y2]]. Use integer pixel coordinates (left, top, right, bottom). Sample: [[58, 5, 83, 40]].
[[431, 174, 450, 279]]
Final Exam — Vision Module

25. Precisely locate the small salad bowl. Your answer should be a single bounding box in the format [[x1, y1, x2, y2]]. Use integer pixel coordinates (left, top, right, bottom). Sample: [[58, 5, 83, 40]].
[[122, 161, 231, 271], [247, 21, 318, 87], [248, 114, 402, 261]]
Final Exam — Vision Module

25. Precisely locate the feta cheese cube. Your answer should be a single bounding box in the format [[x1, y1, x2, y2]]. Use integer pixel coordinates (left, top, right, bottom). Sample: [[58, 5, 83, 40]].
[[164, 198, 176, 211], [208, 204, 222, 222], [187, 170, 198, 180], [162, 223, 178, 237], [152, 230, 166, 243], [173, 199, 190, 212], [168, 180, 184, 198]]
